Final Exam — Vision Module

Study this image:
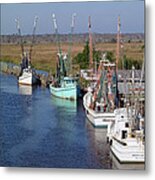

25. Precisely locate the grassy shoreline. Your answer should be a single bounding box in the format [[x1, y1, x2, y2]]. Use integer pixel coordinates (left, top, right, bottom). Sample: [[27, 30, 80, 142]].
[[1, 42, 144, 73]]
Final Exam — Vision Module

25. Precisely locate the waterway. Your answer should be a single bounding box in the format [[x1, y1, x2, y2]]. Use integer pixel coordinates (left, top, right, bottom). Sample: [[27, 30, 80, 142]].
[[0, 73, 144, 170]]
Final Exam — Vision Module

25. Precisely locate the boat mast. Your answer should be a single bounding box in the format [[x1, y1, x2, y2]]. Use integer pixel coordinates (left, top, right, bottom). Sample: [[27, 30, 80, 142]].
[[29, 16, 38, 63], [68, 13, 76, 74], [52, 14, 62, 55], [88, 16, 93, 71], [114, 16, 121, 107], [15, 18, 24, 57], [52, 14, 67, 82], [116, 15, 121, 71]]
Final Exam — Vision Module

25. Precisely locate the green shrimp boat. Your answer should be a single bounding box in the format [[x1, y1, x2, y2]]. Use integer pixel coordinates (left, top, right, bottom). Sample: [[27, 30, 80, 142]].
[[50, 79, 77, 100], [49, 52, 77, 101], [49, 53, 77, 100], [49, 14, 78, 101]]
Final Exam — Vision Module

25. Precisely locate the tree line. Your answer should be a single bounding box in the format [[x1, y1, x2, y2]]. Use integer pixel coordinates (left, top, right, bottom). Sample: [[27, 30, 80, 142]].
[[73, 41, 144, 70]]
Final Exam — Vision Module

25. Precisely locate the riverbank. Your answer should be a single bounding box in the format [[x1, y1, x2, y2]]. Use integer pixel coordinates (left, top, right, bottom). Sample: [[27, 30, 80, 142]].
[[0, 62, 52, 87]]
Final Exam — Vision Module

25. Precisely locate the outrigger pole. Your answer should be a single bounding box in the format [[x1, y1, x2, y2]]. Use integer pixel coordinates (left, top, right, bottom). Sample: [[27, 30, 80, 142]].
[[116, 15, 121, 71], [52, 14, 62, 54], [68, 13, 76, 74], [52, 14, 65, 80], [88, 16, 93, 70], [15, 18, 24, 57], [15, 16, 38, 63], [29, 16, 38, 62]]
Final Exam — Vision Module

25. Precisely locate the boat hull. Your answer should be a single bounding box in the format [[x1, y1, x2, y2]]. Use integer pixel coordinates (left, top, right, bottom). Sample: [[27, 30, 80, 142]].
[[108, 108, 145, 164], [18, 70, 38, 85], [83, 92, 115, 128], [110, 138, 145, 163], [49, 84, 77, 100]]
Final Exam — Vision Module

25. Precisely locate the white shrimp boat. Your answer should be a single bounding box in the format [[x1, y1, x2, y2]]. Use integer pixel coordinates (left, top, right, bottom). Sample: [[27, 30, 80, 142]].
[[83, 91, 115, 127], [83, 60, 118, 128], [18, 68, 38, 86], [15, 17, 39, 86], [107, 108, 145, 163]]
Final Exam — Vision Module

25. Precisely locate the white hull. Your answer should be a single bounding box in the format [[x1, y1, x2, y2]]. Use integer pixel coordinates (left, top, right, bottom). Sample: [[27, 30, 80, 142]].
[[18, 69, 38, 85], [49, 84, 77, 100], [108, 108, 145, 163], [110, 137, 144, 163], [83, 92, 115, 127]]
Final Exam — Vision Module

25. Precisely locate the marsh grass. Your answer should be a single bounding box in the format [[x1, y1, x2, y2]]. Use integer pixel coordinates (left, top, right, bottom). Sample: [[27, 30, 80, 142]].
[[1, 42, 144, 73]]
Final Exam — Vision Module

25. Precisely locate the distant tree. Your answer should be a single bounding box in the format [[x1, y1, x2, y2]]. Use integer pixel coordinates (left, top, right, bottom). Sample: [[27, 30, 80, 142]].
[[141, 44, 145, 50], [93, 47, 102, 64], [73, 41, 102, 69], [123, 55, 142, 69], [111, 38, 116, 43], [106, 51, 115, 63], [23, 40, 27, 44]]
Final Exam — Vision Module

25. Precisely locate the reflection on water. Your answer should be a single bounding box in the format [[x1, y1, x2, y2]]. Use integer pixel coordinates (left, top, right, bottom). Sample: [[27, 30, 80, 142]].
[[51, 95, 77, 112], [86, 121, 113, 169], [18, 85, 33, 95]]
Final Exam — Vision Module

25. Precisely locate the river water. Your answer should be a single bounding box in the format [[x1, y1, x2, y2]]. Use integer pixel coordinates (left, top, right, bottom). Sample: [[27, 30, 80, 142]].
[[0, 73, 144, 170]]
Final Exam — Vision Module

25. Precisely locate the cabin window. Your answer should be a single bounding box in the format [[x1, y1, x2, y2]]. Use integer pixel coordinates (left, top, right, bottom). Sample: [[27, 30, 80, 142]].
[[65, 80, 70, 84], [125, 122, 129, 128], [121, 130, 127, 139]]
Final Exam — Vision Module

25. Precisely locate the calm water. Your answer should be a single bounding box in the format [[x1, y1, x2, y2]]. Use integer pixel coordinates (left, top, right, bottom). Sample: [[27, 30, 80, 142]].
[[0, 73, 144, 170]]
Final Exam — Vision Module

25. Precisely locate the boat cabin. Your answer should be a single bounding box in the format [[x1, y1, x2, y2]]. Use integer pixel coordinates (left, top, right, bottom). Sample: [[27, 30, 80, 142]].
[[61, 77, 77, 87]]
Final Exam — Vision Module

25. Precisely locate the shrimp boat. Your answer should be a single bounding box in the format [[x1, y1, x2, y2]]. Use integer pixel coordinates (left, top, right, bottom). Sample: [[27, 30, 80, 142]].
[[107, 108, 145, 163], [18, 52, 39, 85], [18, 67, 39, 86], [108, 70, 145, 164], [50, 53, 77, 100], [15, 17, 40, 86], [83, 59, 119, 127], [50, 78, 77, 100], [107, 55, 145, 163], [49, 14, 78, 100]]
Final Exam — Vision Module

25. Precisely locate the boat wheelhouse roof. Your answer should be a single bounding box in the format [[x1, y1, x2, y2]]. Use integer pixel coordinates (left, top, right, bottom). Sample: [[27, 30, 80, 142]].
[[64, 77, 76, 81], [103, 63, 116, 67]]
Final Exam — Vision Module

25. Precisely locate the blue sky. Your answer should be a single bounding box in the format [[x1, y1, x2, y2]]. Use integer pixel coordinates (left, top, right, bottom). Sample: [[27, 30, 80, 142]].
[[1, 1, 144, 35]]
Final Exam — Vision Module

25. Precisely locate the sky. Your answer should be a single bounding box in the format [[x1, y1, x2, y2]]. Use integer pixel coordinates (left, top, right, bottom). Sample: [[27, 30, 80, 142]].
[[1, 0, 144, 35]]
